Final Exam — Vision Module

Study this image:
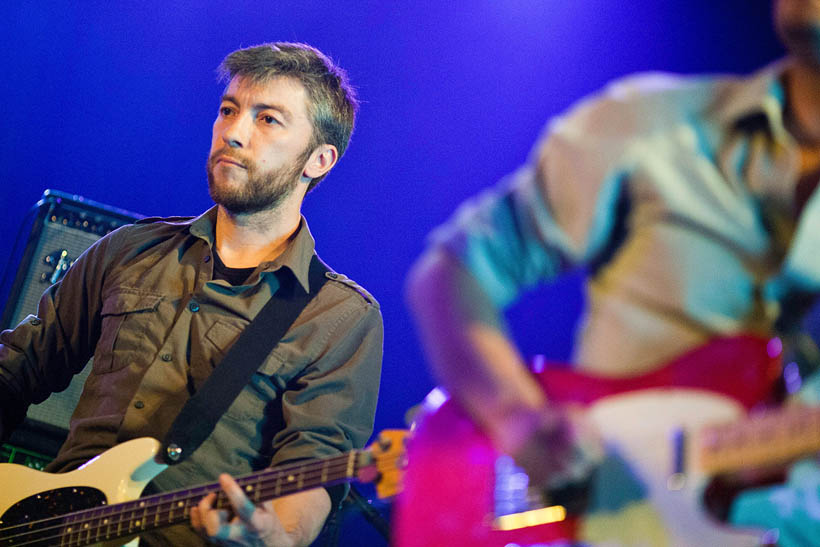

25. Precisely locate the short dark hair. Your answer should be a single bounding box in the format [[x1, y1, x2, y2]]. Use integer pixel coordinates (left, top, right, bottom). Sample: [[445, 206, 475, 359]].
[[218, 42, 358, 190]]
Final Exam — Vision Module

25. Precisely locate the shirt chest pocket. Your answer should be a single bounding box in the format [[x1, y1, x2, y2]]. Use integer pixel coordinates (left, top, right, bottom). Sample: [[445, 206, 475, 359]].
[[93, 289, 164, 374], [203, 320, 291, 420]]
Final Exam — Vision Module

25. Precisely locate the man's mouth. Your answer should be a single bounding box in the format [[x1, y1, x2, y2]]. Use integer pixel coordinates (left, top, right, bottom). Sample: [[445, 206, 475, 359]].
[[215, 156, 247, 169]]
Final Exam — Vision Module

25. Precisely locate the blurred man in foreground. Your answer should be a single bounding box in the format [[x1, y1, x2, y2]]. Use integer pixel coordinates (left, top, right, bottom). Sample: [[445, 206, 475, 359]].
[[405, 1, 820, 544]]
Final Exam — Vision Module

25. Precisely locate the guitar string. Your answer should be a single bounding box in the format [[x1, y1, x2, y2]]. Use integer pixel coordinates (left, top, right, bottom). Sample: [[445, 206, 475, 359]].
[[0, 452, 355, 537], [0, 455, 360, 545], [11, 453, 406, 547], [0, 454, 350, 539], [0, 458, 361, 547], [1, 453, 404, 547]]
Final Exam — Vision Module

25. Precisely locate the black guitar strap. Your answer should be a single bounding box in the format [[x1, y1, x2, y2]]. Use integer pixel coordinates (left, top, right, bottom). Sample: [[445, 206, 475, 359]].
[[160, 254, 330, 465]]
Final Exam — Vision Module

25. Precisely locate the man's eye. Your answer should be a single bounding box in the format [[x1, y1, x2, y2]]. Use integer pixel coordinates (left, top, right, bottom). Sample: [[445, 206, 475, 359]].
[[262, 115, 279, 125], [220, 106, 234, 116]]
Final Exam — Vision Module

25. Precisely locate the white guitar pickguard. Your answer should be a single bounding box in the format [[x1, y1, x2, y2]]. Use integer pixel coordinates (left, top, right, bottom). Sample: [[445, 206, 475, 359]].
[[582, 388, 763, 547], [0, 437, 166, 547]]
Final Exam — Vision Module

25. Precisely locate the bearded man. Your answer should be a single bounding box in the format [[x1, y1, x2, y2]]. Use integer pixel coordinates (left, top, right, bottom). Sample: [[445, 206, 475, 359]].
[[0, 42, 382, 547]]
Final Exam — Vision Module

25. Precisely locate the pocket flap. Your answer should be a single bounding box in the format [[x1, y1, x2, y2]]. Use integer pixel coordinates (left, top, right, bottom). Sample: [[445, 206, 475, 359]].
[[101, 289, 164, 316], [204, 319, 285, 377]]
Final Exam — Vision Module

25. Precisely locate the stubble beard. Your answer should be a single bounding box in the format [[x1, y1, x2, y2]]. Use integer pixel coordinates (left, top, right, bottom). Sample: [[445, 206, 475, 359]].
[[206, 147, 311, 215]]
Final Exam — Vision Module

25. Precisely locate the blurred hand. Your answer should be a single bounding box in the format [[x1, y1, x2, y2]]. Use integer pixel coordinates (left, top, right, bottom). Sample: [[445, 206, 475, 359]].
[[507, 404, 604, 493]]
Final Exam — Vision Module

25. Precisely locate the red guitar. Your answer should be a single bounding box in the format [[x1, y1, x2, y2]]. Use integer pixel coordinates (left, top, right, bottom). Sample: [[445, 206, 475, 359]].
[[394, 336, 820, 546]]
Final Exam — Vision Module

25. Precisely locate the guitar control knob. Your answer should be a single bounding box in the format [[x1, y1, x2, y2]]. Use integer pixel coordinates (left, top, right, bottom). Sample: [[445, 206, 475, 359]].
[[167, 443, 183, 462]]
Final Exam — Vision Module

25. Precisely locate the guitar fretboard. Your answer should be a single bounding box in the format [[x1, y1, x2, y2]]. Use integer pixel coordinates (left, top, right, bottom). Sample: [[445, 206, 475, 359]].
[[697, 405, 820, 474]]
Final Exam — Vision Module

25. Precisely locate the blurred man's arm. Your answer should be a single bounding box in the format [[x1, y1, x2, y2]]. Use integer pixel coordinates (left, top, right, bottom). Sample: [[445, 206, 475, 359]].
[[406, 247, 578, 484]]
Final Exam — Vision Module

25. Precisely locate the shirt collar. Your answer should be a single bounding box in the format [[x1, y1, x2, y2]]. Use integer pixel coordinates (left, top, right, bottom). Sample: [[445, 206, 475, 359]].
[[189, 206, 218, 246], [267, 216, 317, 293], [189, 206, 317, 293], [714, 59, 791, 137]]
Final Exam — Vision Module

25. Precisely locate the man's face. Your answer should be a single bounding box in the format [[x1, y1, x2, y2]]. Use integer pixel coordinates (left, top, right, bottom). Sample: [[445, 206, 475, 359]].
[[775, 0, 820, 67], [207, 75, 315, 214]]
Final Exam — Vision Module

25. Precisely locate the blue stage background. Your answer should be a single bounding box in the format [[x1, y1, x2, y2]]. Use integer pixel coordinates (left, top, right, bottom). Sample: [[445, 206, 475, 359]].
[[0, 1, 783, 544]]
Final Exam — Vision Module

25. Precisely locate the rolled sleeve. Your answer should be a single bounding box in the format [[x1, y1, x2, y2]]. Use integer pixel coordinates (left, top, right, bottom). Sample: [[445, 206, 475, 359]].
[[0, 229, 116, 430], [270, 297, 382, 508], [429, 167, 570, 308], [272, 301, 383, 466], [428, 92, 637, 309]]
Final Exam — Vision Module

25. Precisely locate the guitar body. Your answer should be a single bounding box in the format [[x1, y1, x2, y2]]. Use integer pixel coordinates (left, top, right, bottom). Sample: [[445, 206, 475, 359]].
[[0, 437, 166, 547], [396, 399, 579, 546], [395, 336, 782, 546], [578, 388, 758, 546]]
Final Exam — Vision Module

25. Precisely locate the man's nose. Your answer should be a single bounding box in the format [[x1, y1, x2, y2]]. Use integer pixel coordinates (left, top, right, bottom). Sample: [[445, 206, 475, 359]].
[[221, 117, 251, 148]]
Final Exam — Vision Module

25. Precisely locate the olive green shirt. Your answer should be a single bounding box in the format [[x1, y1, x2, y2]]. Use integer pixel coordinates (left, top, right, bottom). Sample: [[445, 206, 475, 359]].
[[0, 207, 382, 528]]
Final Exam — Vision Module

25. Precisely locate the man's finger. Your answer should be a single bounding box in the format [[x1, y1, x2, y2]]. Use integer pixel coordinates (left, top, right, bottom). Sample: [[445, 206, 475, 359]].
[[192, 492, 217, 532], [213, 521, 254, 543], [190, 506, 201, 530], [203, 507, 230, 537], [218, 473, 258, 523]]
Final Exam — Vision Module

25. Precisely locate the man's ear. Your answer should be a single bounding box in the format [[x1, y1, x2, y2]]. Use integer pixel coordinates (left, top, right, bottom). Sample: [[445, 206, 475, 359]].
[[303, 144, 338, 179]]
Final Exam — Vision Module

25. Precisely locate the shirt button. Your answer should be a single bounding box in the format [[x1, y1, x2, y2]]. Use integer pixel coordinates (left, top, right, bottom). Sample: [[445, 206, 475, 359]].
[[188, 301, 200, 312], [29, 317, 42, 326], [204, 255, 211, 263], [161, 353, 173, 362], [134, 400, 145, 409]]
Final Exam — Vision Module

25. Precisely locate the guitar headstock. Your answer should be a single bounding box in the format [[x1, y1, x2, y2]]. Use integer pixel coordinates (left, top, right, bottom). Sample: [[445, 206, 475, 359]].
[[358, 429, 408, 499]]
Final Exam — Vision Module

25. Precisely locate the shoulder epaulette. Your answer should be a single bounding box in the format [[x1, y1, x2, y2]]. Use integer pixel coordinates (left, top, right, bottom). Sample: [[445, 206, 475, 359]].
[[323, 271, 379, 307]]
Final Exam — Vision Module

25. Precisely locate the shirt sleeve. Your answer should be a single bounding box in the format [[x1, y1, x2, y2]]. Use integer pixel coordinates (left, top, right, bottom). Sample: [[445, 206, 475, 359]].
[[429, 85, 640, 309], [270, 292, 383, 503], [0, 228, 119, 437]]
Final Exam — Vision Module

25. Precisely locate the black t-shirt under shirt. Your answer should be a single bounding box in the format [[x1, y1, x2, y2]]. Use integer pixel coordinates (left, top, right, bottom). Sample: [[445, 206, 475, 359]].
[[212, 251, 256, 286]]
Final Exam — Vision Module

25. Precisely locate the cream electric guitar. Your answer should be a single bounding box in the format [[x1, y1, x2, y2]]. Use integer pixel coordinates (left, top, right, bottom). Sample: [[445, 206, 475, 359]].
[[0, 430, 406, 547], [395, 336, 820, 546]]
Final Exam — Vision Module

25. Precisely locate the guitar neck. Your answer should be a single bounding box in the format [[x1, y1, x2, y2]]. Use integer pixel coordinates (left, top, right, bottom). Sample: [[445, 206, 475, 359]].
[[697, 405, 820, 474], [59, 450, 367, 546]]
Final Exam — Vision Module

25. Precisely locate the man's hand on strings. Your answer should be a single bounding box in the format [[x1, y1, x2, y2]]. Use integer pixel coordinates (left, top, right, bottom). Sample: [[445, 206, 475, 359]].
[[501, 404, 604, 493], [191, 474, 331, 547], [191, 474, 293, 547]]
